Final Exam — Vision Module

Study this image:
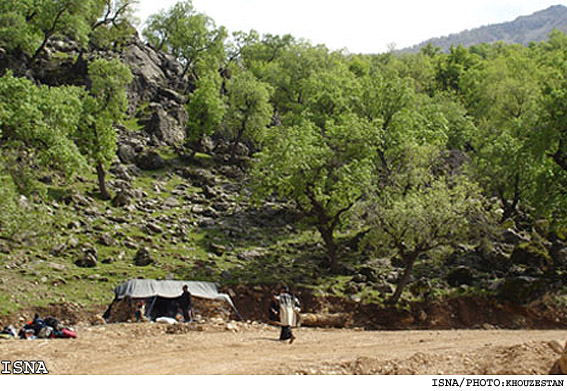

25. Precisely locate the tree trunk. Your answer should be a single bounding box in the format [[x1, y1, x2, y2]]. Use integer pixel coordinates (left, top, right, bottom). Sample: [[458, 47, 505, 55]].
[[318, 226, 339, 274], [96, 163, 110, 200], [388, 256, 417, 305]]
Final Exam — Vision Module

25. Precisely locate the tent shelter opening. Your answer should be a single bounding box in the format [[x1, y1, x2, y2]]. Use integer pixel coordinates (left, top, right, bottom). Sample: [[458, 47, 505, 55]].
[[103, 279, 241, 322]]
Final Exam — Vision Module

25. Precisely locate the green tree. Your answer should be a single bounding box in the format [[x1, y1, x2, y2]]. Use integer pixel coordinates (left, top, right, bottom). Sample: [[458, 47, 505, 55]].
[[368, 174, 488, 304], [252, 114, 379, 273], [88, 0, 139, 50], [28, 0, 93, 61], [465, 51, 542, 220], [0, 70, 86, 180], [77, 58, 132, 200], [185, 68, 225, 156], [143, 0, 226, 81], [224, 70, 272, 161]]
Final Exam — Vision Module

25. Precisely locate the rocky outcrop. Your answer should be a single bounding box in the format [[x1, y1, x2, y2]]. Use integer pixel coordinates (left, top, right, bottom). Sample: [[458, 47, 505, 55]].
[[120, 34, 190, 146]]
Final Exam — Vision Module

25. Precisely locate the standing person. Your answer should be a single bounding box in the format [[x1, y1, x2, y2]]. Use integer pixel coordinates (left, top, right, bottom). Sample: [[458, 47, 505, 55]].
[[276, 287, 301, 344], [178, 285, 193, 322]]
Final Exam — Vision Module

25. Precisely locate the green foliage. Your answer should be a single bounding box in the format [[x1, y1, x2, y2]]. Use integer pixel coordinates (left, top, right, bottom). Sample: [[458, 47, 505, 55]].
[[89, 0, 139, 50], [369, 176, 487, 255], [252, 114, 379, 271], [185, 69, 225, 143], [0, 70, 86, 177], [143, 0, 226, 79], [224, 70, 273, 153], [77, 58, 132, 169], [76, 58, 132, 198]]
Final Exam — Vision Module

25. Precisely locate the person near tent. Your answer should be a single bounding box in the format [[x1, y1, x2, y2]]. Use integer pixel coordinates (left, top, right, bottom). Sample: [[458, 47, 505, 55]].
[[178, 285, 193, 322], [135, 300, 147, 322], [276, 287, 301, 344]]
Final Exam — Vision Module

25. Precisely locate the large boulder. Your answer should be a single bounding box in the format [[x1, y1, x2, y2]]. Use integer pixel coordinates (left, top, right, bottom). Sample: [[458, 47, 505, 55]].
[[135, 150, 166, 170], [140, 102, 187, 146], [134, 247, 154, 267]]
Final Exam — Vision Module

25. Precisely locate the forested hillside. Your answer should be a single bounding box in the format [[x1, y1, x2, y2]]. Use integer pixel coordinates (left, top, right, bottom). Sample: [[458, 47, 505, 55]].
[[1, 0, 567, 323]]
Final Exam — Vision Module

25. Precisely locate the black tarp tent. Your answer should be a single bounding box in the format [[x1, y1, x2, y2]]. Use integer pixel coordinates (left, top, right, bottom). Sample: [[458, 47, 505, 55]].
[[105, 279, 241, 321]]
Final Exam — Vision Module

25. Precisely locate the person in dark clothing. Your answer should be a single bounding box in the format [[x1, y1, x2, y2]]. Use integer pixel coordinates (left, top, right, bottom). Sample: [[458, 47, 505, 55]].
[[178, 285, 193, 322]]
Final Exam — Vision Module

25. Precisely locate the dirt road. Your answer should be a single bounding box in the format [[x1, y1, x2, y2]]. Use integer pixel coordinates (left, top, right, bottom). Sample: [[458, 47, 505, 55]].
[[0, 322, 565, 374]]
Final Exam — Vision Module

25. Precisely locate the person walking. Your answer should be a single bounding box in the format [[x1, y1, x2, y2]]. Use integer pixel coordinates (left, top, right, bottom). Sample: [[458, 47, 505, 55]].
[[276, 287, 301, 344]]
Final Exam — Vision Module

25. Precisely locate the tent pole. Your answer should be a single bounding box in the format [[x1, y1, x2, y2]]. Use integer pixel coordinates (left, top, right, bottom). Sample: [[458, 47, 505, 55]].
[[146, 296, 157, 319]]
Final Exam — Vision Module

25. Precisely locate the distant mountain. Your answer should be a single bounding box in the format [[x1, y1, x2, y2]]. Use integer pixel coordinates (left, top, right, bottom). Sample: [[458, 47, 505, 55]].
[[403, 5, 567, 53]]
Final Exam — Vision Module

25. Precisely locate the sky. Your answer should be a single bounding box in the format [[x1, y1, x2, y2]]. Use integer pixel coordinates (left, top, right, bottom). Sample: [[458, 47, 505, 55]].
[[135, 0, 567, 53]]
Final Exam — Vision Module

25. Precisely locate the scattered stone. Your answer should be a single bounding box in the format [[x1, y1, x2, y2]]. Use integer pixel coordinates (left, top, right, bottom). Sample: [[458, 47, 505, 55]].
[[163, 197, 180, 208], [237, 249, 263, 261], [124, 240, 137, 249], [112, 190, 133, 207], [51, 243, 67, 256], [146, 222, 164, 234], [48, 262, 66, 271], [202, 185, 218, 199], [75, 253, 97, 268], [209, 243, 226, 256], [98, 233, 117, 247], [67, 221, 81, 230], [67, 237, 79, 248], [134, 247, 154, 266]]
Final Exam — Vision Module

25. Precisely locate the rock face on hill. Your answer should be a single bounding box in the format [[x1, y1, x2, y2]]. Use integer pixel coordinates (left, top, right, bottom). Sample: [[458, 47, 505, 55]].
[[404, 5, 567, 53], [120, 35, 190, 146]]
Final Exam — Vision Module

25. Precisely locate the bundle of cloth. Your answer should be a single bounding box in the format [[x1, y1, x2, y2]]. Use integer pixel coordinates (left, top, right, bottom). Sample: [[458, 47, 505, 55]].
[[12, 314, 77, 340]]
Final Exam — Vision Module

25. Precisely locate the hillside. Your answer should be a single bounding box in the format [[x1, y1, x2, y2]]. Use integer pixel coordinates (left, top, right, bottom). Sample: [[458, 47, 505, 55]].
[[2, 0, 567, 335], [404, 5, 567, 52]]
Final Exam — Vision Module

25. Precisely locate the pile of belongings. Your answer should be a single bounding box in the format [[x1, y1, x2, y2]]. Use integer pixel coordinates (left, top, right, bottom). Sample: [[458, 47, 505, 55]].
[[0, 314, 77, 340]]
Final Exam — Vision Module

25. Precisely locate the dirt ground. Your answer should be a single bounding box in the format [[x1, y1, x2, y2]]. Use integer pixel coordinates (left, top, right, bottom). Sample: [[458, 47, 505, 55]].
[[0, 322, 566, 375]]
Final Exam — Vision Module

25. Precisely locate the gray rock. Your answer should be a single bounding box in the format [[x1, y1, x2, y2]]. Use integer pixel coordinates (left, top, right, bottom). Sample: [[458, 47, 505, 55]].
[[98, 233, 116, 247], [146, 222, 164, 234], [209, 243, 227, 256], [136, 150, 166, 170], [48, 262, 66, 271], [134, 247, 154, 266], [67, 237, 79, 248], [140, 102, 187, 145], [51, 243, 67, 256], [76, 253, 97, 268], [163, 197, 180, 208], [117, 144, 138, 164], [237, 250, 263, 261], [112, 190, 133, 207]]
